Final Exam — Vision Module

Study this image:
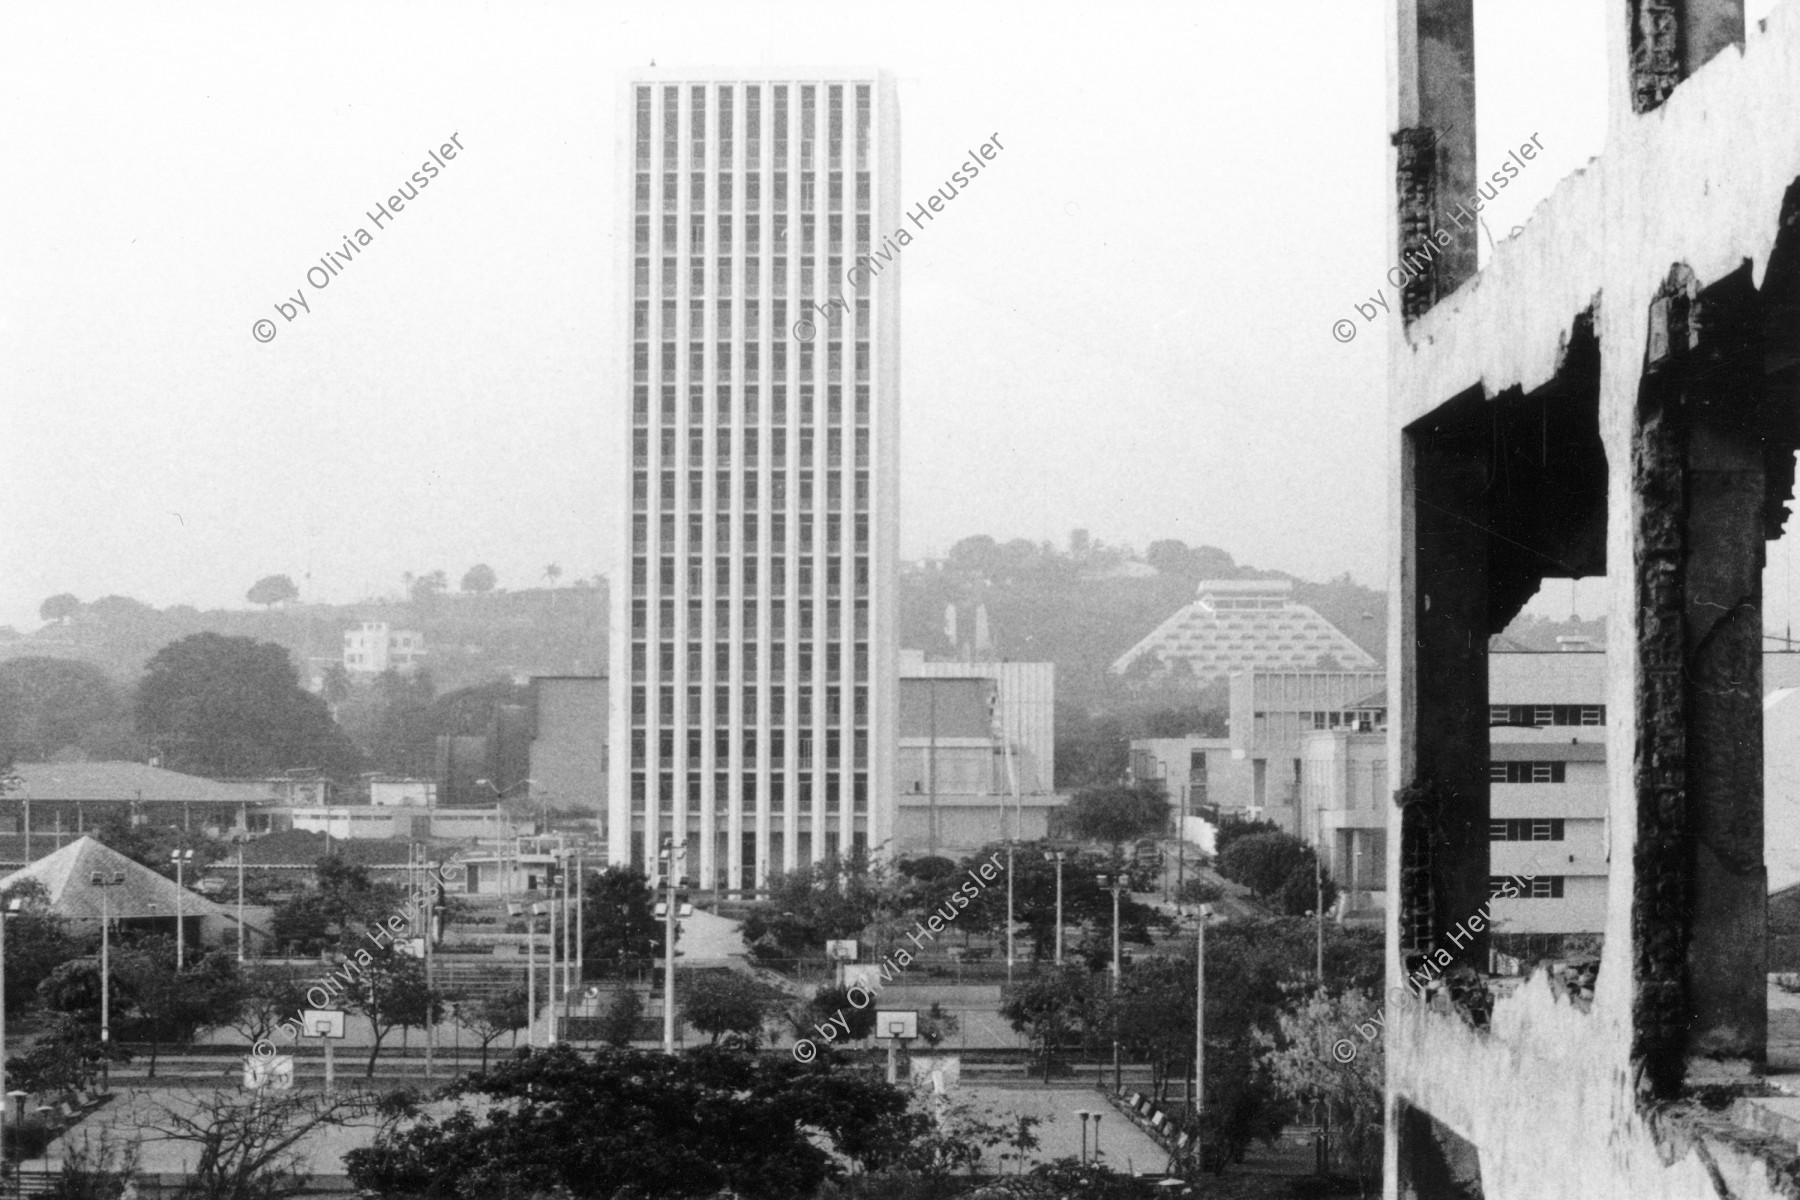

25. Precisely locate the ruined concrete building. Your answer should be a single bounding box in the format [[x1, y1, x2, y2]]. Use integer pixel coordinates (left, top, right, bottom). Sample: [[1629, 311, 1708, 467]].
[[1384, 1, 1800, 1195]]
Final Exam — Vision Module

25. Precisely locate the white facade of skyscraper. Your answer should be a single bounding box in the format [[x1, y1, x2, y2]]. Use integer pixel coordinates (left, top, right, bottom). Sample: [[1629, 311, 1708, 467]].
[[607, 70, 900, 892]]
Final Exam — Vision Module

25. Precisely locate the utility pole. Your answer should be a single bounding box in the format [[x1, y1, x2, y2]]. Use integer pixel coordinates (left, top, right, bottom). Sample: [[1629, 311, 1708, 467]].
[[1315, 806, 1325, 984], [661, 837, 684, 1054], [546, 855, 557, 1047], [1098, 872, 1125, 1093], [1195, 902, 1209, 1173], [236, 803, 247, 964]]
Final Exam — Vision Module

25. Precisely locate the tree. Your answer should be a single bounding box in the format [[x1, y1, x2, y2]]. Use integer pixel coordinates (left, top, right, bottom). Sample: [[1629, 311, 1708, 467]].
[[46, 1123, 139, 1199], [119, 941, 245, 1076], [144, 1085, 370, 1200], [406, 569, 448, 606], [348, 668, 436, 776], [135, 633, 363, 779], [580, 865, 668, 978], [5, 1014, 125, 1095], [245, 574, 299, 609], [0, 657, 135, 761], [345, 1044, 919, 1200], [598, 987, 644, 1049], [1217, 830, 1339, 915], [1062, 784, 1169, 859], [1260, 988, 1384, 1192], [39, 594, 81, 624], [461, 986, 531, 1069], [802, 984, 877, 1042], [678, 970, 772, 1045], [230, 966, 313, 1048], [460, 563, 498, 593], [916, 1001, 961, 1050], [1000, 964, 1104, 1081], [739, 850, 912, 962], [542, 563, 563, 586], [1215, 818, 1283, 855], [955, 841, 1165, 962], [340, 946, 442, 1077], [1, 878, 84, 1014], [93, 810, 224, 879]]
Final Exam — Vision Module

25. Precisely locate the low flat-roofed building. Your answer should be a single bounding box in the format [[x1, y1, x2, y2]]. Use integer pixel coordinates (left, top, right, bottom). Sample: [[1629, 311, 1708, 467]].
[[6, 762, 280, 854], [894, 652, 1058, 860]]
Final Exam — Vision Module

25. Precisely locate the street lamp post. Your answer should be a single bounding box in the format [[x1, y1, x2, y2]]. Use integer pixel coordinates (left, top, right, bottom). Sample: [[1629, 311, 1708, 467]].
[[1076, 1110, 1091, 1164], [1194, 902, 1211, 1174], [0, 897, 20, 1173], [90, 870, 124, 1090], [659, 838, 686, 1055], [1315, 806, 1325, 984], [1097, 872, 1126, 1093], [235, 832, 247, 964], [170, 849, 193, 969]]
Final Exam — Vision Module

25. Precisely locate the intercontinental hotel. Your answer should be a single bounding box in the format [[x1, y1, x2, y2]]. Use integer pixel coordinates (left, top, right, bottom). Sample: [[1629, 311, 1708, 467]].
[[607, 70, 901, 891]]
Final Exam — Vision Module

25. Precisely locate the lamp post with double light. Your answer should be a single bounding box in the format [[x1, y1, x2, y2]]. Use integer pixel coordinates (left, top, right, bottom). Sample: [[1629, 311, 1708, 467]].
[[658, 837, 686, 1054], [0, 896, 21, 1173], [1096, 871, 1127, 1093], [170, 848, 193, 969], [1043, 848, 1069, 963], [90, 870, 125, 1090]]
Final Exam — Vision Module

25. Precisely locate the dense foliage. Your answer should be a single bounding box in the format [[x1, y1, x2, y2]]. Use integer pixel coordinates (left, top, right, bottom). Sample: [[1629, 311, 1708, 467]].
[[344, 1045, 926, 1200], [135, 633, 363, 778]]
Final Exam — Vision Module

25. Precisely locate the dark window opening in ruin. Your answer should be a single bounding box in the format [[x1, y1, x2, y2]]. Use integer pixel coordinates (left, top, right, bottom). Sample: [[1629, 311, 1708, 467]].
[[1401, 308, 1604, 1011], [1396, 1101, 1486, 1200]]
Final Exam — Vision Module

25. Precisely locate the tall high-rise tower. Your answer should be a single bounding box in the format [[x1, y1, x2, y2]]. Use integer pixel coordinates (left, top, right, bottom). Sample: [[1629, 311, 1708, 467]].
[[609, 71, 900, 892]]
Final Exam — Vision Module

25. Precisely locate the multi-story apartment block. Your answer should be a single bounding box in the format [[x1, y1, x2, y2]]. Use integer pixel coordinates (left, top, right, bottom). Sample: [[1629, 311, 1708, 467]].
[[343, 622, 425, 674], [607, 71, 901, 892], [1484, 648, 1609, 942]]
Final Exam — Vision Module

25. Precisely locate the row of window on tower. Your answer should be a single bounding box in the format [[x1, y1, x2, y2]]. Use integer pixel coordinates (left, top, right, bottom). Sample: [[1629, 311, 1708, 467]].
[[633, 383, 871, 428], [636, 214, 877, 265], [631, 473, 869, 521], [628, 634, 870, 681], [632, 426, 871, 470], [631, 594, 869, 635], [633, 513, 870, 558], [629, 725, 870, 768], [628, 773, 871, 815], [636, 83, 873, 175]]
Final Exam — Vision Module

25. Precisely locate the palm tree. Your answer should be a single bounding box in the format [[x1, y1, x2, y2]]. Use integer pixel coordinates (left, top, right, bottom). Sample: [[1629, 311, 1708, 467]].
[[543, 564, 563, 586]]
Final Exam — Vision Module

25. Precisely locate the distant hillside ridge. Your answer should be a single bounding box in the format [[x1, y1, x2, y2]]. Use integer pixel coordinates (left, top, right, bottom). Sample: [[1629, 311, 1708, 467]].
[[2, 585, 607, 691]]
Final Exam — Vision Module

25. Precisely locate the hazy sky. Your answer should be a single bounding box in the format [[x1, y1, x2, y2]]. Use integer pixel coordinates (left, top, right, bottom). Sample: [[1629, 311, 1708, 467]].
[[7, 0, 1788, 637]]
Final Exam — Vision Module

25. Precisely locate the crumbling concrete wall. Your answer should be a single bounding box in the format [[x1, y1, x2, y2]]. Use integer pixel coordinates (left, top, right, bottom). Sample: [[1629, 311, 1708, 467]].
[[1386, 0, 1800, 1196]]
